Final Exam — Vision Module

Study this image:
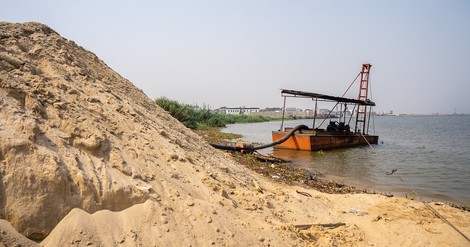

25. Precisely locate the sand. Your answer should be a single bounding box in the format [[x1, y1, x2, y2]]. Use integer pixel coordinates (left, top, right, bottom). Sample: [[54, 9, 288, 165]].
[[0, 21, 469, 246]]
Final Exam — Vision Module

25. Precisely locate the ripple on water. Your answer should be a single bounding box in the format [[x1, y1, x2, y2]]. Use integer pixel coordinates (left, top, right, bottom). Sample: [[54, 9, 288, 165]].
[[223, 115, 470, 205]]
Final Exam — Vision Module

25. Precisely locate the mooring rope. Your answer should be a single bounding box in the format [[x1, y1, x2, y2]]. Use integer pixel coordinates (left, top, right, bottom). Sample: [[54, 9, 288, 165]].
[[424, 202, 470, 242], [388, 170, 469, 242], [360, 133, 375, 150]]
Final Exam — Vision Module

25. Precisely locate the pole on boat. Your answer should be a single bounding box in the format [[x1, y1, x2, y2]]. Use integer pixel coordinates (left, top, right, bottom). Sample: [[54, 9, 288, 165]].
[[366, 77, 373, 135], [339, 103, 343, 123], [280, 96, 287, 131], [312, 97, 318, 129]]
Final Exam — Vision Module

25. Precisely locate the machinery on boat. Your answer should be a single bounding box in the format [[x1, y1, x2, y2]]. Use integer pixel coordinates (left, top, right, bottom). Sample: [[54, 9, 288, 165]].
[[272, 64, 379, 151]]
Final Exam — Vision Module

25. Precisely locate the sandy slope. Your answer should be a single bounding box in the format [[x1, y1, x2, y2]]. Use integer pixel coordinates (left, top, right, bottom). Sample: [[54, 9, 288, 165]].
[[0, 21, 469, 246]]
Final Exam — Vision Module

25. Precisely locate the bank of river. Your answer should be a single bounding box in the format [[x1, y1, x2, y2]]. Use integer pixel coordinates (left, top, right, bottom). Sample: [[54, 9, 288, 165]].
[[222, 115, 470, 206]]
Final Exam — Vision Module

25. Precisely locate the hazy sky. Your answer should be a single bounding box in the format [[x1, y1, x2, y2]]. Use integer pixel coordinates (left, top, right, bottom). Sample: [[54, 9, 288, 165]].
[[3, 0, 470, 114]]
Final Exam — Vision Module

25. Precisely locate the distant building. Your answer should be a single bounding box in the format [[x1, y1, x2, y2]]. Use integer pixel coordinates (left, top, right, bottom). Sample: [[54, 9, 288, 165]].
[[317, 108, 331, 115], [285, 107, 302, 113], [260, 107, 282, 112], [215, 107, 260, 115], [215, 106, 356, 118], [376, 110, 395, 116], [304, 109, 314, 118]]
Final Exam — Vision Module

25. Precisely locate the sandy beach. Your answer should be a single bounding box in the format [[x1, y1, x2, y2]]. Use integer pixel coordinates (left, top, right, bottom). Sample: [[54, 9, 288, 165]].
[[0, 21, 469, 246]]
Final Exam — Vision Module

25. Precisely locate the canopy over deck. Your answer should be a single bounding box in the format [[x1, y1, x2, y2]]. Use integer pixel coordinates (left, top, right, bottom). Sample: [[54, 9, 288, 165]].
[[280, 89, 376, 106]]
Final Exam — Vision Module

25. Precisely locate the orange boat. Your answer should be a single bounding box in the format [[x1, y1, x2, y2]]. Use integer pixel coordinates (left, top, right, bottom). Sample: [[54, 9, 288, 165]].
[[272, 64, 379, 151]]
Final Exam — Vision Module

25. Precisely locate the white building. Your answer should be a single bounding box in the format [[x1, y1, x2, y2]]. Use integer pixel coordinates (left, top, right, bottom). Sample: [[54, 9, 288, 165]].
[[215, 107, 260, 115]]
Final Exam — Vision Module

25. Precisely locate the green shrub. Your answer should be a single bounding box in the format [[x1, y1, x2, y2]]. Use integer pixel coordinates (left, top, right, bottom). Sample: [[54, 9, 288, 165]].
[[155, 97, 273, 129], [155, 97, 196, 128]]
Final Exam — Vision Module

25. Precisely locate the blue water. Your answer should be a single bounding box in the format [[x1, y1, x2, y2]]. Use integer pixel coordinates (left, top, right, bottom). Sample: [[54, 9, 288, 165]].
[[222, 115, 470, 205]]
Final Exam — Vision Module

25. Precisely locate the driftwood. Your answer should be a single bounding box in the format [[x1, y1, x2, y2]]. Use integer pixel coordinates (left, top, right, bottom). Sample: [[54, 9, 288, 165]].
[[253, 152, 289, 163], [296, 190, 312, 197], [294, 223, 346, 230]]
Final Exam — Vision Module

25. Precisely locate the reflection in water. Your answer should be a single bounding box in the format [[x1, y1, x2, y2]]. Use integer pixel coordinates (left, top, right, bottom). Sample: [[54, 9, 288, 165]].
[[272, 149, 314, 163]]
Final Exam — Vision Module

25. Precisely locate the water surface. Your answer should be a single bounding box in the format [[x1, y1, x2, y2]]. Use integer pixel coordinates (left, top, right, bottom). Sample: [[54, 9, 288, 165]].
[[223, 115, 470, 205]]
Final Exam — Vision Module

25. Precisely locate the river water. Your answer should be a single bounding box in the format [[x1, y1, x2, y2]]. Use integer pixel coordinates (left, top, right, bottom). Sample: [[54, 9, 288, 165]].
[[222, 115, 470, 205]]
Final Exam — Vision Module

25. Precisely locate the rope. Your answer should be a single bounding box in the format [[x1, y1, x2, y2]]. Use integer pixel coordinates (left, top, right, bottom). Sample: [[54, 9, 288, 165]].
[[388, 171, 469, 242], [318, 102, 339, 128], [424, 202, 470, 242], [342, 72, 361, 97], [386, 169, 397, 175], [360, 133, 375, 150]]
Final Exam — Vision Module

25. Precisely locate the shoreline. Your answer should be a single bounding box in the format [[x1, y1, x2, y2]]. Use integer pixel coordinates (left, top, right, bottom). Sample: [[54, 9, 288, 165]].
[[321, 173, 470, 209], [202, 127, 470, 211], [221, 117, 470, 209]]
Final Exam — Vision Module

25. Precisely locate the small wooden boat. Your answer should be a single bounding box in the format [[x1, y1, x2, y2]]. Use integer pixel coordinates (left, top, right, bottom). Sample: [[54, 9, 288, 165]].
[[272, 64, 379, 151]]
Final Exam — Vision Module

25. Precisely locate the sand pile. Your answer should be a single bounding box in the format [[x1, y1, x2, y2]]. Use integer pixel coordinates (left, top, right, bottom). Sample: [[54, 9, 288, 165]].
[[1, 21, 469, 246]]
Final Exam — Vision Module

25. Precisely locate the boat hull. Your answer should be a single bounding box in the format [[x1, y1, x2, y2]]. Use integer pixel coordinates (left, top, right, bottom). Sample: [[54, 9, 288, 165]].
[[272, 130, 378, 151]]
